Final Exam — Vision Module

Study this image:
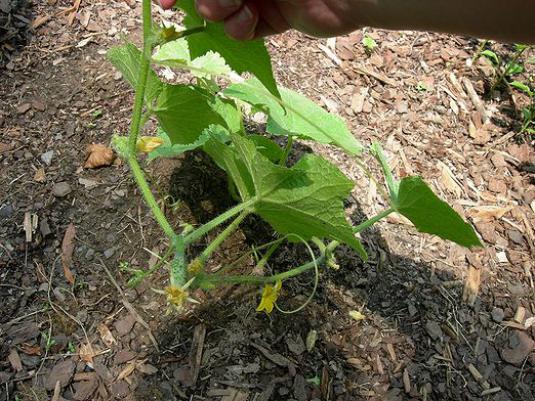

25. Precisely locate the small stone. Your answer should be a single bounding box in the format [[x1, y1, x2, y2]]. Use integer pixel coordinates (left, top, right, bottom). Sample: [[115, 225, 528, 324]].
[[507, 230, 525, 246], [44, 359, 75, 390], [85, 248, 95, 260], [16, 103, 31, 114], [52, 182, 72, 198], [425, 320, 443, 341], [491, 307, 504, 323], [114, 314, 136, 337], [40, 219, 52, 237], [501, 331, 535, 366], [40, 150, 54, 166], [0, 203, 14, 218], [110, 380, 129, 399], [104, 248, 115, 259], [286, 334, 306, 356]]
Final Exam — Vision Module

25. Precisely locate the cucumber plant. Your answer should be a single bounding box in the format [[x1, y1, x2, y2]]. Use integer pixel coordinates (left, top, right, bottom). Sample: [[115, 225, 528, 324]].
[[109, 0, 482, 313]]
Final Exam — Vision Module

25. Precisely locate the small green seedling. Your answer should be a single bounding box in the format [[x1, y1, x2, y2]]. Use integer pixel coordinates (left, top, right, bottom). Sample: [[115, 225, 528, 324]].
[[510, 80, 535, 134], [415, 82, 428, 92], [67, 341, 76, 354], [480, 44, 532, 92], [42, 331, 56, 352], [107, 0, 482, 315], [362, 35, 377, 54]]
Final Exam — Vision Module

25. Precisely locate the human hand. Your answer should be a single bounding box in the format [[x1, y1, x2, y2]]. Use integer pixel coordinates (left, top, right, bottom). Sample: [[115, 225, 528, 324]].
[[157, 0, 365, 40]]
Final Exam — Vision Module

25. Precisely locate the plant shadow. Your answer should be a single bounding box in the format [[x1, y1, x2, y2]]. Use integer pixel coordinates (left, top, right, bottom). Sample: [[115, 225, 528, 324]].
[[139, 144, 534, 401]]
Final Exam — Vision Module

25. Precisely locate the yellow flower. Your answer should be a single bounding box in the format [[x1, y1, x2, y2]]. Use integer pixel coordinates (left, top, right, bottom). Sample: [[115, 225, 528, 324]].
[[187, 258, 203, 276], [136, 136, 164, 153], [164, 285, 188, 309], [256, 280, 282, 314]]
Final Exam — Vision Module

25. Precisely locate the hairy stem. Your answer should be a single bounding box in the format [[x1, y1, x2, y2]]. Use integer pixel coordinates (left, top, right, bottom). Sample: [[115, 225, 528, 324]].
[[127, 0, 153, 154], [279, 136, 294, 166], [199, 211, 250, 263], [184, 199, 255, 245], [353, 208, 394, 233], [128, 156, 176, 239]]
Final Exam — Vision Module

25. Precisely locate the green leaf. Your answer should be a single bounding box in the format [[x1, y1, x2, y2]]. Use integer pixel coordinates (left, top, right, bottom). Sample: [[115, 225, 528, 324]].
[[148, 125, 229, 160], [248, 135, 284, 162], [395, 177, 482, 248], [510, 81, 534, 96], [224, 78, 363, 155], [212, 134, 367, 258], [481, 50, 499, 65], [155, 84, 227, 144], [178, 0, 279, 98], [210, 96, 242, 133], [505, 62, 523, 76], [153, 40, 232, 78], [107, 43, 162, 104], [362, 35, 377, 51]]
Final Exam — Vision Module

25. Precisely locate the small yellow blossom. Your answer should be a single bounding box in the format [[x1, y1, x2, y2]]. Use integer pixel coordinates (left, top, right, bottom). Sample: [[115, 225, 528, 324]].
[[164, 285, 188, 309], [136, 136, 164, 153], [187, 258, 203, 276], [256, 280, 282, 314], [349, 310, 366, 322]]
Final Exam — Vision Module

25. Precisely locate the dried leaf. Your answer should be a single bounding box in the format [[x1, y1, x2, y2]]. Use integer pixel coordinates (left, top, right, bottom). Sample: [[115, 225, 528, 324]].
[[306, 329, 317, 352], [437, 161, 463, 198], [136, 363, 158, 375], [32, 14, 51, 29], [19, 343, 42, 356], [61, 223, 76, 285], [0, 142, 13, 153], [84, 144, 115, 169], [467, 206, 512, 222], [462, 265, 481, 305], [97, 324, 116, 347], [34, 168, 46, 182], [8, 349, 23, 372], [117, 362, 136, 381]]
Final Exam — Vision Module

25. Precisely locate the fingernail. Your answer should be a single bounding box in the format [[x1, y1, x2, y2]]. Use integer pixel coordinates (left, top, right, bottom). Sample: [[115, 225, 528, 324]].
[[218, 0, 241, 8], [235, 4, 253, 23]]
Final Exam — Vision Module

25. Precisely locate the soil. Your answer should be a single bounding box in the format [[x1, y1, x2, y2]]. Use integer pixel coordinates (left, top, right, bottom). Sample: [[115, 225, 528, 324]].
[[1, 1, 535, 401]]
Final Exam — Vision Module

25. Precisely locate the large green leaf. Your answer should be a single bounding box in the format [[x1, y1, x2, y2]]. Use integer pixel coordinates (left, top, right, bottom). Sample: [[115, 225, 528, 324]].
[[152, 40, 232, 78], [223, 78, 363, 155], [154, 84, 227, 144], [209, 134, 367, 258], [395, 177, 482, 248], [148, 125, 229, 160], [178, 0, 279, 98], [107, 43, 162, 104]]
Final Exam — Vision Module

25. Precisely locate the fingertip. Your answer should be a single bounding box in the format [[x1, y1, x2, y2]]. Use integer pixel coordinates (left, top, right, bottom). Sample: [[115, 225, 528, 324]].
[[196, 0, 243, 22], [224, 4, 258, 41], [159, 0, 177, 10]]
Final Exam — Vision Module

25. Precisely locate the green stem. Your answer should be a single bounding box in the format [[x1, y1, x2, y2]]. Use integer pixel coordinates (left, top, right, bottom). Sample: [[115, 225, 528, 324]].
[[184, 199, 255, 245], [255, 240, 282, 271], [214, 254, 327, 285], [353, 208, 394, 233], [279, 136, 294, 166], [127, 0, 153, 154], [370, 142, 398, 202], [493, 46, 528, 92], [199, 210, 250, 263], [128, 156, 176, 239]]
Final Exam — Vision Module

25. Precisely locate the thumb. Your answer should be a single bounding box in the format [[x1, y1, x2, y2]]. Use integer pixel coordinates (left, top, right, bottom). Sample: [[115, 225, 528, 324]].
[[158, 0, 177, 9]]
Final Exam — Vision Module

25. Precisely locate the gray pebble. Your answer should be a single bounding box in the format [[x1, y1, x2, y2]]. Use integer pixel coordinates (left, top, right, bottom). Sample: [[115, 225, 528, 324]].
[[52, 182, 72, 198], [40, 150, 54, 166]]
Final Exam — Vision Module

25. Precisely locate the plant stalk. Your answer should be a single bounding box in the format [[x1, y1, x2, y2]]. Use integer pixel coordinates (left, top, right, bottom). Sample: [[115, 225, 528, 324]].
[[128, 156, 176, 239], [353, 207, 394, 233], [127, 0, 153, 154], [199, 210, 250, 263], [279, 136, 294, 166], [184, 199, 255, 245]]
